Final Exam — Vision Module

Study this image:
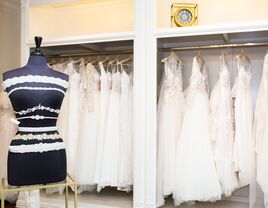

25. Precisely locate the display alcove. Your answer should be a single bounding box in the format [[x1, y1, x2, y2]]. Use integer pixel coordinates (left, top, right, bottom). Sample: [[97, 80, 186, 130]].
[[28, 39, 135, 208], [156, 26, 268, 208]]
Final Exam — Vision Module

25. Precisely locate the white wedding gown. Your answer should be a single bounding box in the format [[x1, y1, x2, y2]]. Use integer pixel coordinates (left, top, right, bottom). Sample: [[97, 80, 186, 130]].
[[232, 59, 254, 188], [254, 52, 268, 207], [157, 56, 184, 207], [94, 63, 111, 186], [98, 70, 121, 190], [118, 69, 133, 191], [0, 90, 17, 179], [0, 89, 18, 204], [210, 64, 238, 196], [63, 62, 81, 178], [74, 62, 100, 186], [173, 57, 222, 205]]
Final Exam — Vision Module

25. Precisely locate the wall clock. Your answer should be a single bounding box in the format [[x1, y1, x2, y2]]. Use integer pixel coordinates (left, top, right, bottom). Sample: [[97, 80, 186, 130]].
[[171, 3, 198, 27]]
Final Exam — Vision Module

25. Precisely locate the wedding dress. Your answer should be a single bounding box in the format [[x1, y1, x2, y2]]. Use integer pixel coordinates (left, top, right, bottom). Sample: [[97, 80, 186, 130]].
[[62, 62, 81, 177], [254, 52, 268, 206], [94, 62, 111, 185], [98, 69, 121, 190], [0, 90, 17, 179], [118, 68, 133, 191], [74, 62, 100, 186], [0, 89, 18, 204], [232, 57, 254, 188], [156, 56, 184, 206], [210, 62, 238, 196], [45, 62, 71, 195], [173, 57, 222, 205]]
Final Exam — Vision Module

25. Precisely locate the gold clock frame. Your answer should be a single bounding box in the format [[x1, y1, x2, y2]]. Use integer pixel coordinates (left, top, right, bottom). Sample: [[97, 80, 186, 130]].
[[171, 3, 198, 27]]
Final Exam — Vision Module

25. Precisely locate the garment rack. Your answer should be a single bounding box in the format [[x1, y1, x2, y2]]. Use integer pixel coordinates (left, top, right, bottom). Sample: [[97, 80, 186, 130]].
[[46, 42, 268, 58], [160, 42, 268, 51], [46, 50, 133, 58]]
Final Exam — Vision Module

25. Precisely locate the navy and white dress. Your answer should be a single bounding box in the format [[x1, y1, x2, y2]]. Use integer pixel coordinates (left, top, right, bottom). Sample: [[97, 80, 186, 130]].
[[3, 62, 69, 186]]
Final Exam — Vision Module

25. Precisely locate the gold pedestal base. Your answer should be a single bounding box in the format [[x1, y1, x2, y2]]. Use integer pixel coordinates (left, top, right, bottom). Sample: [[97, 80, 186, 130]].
[[0, 174, 78, 208]]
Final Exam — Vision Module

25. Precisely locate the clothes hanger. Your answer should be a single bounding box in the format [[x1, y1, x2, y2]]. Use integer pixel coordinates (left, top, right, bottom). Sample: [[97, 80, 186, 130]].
[[105, 56, 118, 72], [161, 51, 182, 64], [101, 56, 110, 65], [238, 49, 251, 63], [118, 55, 133, 64], [47, 58, 57, 66], [236, 49, 251, 70], [90, 56, 101, 65], [220, 50, 227, 71], [70, 58, 85, 72], [60, 57, 73, 65], [196, 51, 205, 72]]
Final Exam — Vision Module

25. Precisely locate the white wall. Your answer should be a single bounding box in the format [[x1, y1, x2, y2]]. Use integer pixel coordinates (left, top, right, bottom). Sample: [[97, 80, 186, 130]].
[[0, 0, 21, 82], [29, 0, 134, 40]]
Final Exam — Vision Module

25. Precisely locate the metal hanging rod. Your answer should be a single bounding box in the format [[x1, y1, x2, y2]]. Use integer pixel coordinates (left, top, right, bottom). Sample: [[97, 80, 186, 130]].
[[46, 50, 133, 58], [160, 42, 268, 51], [45, 42, 268, 58]]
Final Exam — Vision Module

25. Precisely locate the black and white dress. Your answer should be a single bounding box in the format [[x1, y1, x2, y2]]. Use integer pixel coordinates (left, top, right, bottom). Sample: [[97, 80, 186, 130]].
[[3, 68, 69, 186]]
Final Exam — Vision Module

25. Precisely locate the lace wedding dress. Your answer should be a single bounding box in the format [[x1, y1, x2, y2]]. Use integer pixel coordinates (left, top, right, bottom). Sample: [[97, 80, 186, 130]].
[[0, 90, 16, 179], [118, 69, 133, 191], [232, 57, 254, 188], [0, 89, 18, 204], [94, 63, 111, 185], [74, 62, 100, 186], [62, 62, 81, 178], [157, 56, 184, 206], [254, 53, 268, 207], [98, 70, 121, 190], [210, 63, 238, 196], [173, 57, 222, 205]]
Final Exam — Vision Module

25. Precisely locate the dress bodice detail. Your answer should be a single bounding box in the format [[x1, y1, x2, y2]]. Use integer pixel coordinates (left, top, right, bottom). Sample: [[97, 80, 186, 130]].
[[239, 68, 252, 89], [219, 66, 231, 89], [210, 65, 234, 140], [80, 63, 100, 112], [163, 57, 183, 103], [185, 57, 208, 107], [232, 67, 252, 95], [111, 71, 121, 93], [0, 91, 13, 116]]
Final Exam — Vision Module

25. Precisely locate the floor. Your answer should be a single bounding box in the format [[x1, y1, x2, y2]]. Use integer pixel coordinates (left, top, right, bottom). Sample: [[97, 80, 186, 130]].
[[40, 187, 133, 208], [2, 186, 265, 208], [162, 186, 264, 208]]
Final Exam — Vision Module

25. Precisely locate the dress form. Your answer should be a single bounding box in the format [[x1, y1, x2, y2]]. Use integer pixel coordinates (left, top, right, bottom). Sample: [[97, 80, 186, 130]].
[[2, 37, 69, 186]]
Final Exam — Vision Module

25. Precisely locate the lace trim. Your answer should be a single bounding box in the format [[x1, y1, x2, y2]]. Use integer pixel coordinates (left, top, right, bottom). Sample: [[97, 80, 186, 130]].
[[8, 87, 66, 96], [163, 72, 183, 103], [17, 115, 57, 120], [13, 133, 61, 140], [3, 75, 69, 90], [18, 126, 58, 132], [15, 104, 60, 115], [9, 142, 65, 153]]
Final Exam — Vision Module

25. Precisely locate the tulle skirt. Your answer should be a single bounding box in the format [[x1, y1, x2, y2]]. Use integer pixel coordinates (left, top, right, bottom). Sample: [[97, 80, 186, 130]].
[[74, 91, 100, 185], [174, 92, 222, 205], [98, 90, 120, 190], [233, 89, 254, 187], [257, 114, 268, 193], [157, 94, 183, 206]]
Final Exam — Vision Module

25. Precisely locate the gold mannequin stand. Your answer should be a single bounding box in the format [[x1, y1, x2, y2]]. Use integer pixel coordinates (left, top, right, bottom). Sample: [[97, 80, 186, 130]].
[[0, 174, 78, 208]]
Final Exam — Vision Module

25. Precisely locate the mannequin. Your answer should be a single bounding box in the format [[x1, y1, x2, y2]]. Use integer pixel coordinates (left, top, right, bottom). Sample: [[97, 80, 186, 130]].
[[2, 36, 69, 186]]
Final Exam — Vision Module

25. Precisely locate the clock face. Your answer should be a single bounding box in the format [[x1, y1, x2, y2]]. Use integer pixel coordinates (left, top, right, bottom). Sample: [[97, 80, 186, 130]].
[[172, 4, 198, 27], [177, 9, 193, 25]]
